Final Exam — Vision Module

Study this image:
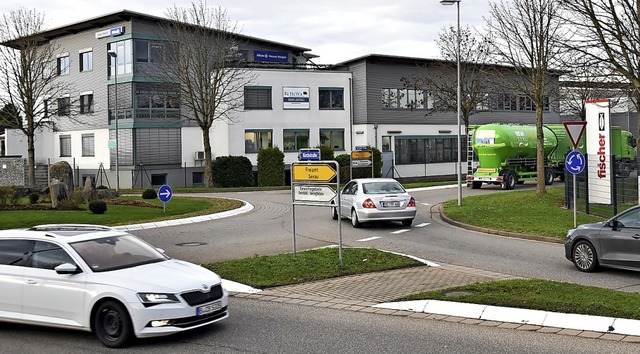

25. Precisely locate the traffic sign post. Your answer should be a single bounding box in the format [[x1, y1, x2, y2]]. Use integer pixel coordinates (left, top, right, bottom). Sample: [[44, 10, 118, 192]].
[[290, 160, 343, 266], [158, 184, 173, 213], [350, 148, 373, 179], [563, 121, 587, 228]]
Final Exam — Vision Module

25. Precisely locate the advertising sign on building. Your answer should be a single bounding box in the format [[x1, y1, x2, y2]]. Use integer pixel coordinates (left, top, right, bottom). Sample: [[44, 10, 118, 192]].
[[95, 26, 125, 39], [585, 99, 611, 204], [254, 50, 288, 63], [283, 87, 310, 110]]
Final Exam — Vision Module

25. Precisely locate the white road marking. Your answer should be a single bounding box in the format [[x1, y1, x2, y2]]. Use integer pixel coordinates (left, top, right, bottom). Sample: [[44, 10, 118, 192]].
[[357, 236, 381, 242], [391, 229, 410, 234], [421, 203, 431, 206], [415, 223, 430, 227]]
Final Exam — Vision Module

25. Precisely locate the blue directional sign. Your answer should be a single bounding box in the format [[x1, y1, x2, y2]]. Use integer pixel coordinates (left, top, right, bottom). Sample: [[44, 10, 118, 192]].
[[158, 185, 173, 203], [565, 150, 586, 175]]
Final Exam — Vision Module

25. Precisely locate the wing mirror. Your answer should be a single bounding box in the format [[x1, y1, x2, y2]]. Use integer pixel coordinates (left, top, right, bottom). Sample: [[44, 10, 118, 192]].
[[55, 263, 81, 275]]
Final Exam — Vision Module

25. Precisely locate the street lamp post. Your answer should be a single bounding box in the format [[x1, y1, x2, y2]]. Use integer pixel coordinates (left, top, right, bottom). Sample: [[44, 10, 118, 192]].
[[107, 49, 120, 191], [440, 0, 462, 207]]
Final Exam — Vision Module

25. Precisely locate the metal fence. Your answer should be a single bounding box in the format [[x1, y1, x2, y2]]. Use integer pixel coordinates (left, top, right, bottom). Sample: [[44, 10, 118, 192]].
[[565, 155, 639, 218]]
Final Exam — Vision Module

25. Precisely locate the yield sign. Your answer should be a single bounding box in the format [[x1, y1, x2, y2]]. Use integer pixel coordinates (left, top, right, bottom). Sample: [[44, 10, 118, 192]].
[[563, 121, 587, 150]]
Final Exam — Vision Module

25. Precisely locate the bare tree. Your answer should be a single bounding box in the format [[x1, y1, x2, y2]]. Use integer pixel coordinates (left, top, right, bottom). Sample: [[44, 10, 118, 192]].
[[156, 1, 254, 187], [485, 0, 569, 194], [561, 0, 640, 140], [402, 26, 493, 132], [0, 8, 76, 185]]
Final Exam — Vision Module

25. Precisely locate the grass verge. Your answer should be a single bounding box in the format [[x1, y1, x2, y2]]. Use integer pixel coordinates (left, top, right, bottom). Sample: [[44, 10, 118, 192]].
[[0, 196, 243, 229], [442, 187, 605, 239], [204, 247, 423, 288]]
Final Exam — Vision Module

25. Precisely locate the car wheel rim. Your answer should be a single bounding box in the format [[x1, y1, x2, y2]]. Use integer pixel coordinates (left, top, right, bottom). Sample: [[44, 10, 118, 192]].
[[102, 309, 122, 339], [574, 244, 593, 270]]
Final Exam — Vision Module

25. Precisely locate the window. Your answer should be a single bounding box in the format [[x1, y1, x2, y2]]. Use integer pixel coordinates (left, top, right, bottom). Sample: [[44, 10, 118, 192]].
[[382, 88, 427, 109], [57, 97, 70, 116], [32, 241, 75, 270], [79, 51, 93, 72], [0, 239, 33, 266], [381, 136, 392, 152], [244, 130, 272, 153], [59, 135, 71, 157], [135, 83, 180, 120], [82, 134, 95, 157], [283, 129, 309, 152], [80, 93, 94, 114], [108, 40, 133, 76], [192, 172, 204, 185], [57, 55, 69, 75], [319, 129, 344, 151], [394, 136, 466, 165], [151, 174, 167, 186], [244, 86, 272, 109], [135, 39, 176, 63], [43, 98, 50, 117], [319, 88, 344, 109]]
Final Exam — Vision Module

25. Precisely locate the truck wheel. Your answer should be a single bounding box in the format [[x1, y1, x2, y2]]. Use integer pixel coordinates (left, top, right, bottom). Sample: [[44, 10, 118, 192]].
[[471, 181, 482, 189], [619, 163, 631, 177], [502, 171, 516, 190], [544, 168, 555, 185]]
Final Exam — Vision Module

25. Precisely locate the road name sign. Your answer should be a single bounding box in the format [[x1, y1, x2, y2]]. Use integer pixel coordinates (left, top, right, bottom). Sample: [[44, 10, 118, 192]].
[[293, 185, 336, 203], [292, 163, 336, 182], [299, 148, 321, 161]]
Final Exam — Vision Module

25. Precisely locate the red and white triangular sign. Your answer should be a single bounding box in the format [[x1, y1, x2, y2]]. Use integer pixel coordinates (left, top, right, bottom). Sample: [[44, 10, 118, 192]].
[[563, 121, 587, 150]]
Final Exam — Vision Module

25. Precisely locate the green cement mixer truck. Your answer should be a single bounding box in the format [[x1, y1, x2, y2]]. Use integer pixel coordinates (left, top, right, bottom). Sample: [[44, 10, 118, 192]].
[[467, 123, 636, 190]]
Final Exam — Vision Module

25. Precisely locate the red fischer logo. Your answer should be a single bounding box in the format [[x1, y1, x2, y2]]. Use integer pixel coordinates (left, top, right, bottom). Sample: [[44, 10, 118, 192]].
[[597, 133, 607, 178]]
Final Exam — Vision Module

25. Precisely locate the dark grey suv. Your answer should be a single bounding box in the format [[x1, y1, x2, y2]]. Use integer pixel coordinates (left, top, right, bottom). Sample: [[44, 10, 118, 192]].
[[565, 205, 640, 272]]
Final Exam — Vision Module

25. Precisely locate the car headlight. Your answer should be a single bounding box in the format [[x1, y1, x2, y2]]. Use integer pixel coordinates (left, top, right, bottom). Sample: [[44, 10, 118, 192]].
[[566, 229, 576, 239], [137, 293, 180, 305]]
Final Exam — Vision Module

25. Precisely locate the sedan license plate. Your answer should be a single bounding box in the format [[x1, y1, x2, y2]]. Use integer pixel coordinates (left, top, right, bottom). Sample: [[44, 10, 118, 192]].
[[381, 201, 400, 207], [196, 301, 222, 316]]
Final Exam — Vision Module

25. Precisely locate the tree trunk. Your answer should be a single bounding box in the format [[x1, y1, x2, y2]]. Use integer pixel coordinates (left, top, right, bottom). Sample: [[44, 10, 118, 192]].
[[201, 127, 214, 187], [27, 132, 36, 186]]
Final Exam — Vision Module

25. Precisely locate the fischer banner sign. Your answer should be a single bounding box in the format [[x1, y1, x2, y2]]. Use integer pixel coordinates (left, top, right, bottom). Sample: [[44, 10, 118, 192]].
[[585, 99, 611, 204]]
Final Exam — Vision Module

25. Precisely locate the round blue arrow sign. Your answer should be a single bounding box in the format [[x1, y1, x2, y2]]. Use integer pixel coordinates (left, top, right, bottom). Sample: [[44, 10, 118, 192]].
[[565, 150, 585, 175], [158, 184, 173, 203]]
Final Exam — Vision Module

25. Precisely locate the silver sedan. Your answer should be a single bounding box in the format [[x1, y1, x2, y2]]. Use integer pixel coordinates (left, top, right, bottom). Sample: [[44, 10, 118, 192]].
[[332, 178, 417, 228]]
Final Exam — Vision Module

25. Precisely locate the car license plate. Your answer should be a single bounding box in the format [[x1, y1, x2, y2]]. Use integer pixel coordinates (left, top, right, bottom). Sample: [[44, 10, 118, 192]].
[[196, 301, 222, 316], [382, 201, 400, 207]]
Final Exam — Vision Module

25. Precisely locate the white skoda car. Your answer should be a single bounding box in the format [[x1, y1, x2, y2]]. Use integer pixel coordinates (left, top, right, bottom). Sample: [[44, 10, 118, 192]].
[[0, 224, 228, 348]]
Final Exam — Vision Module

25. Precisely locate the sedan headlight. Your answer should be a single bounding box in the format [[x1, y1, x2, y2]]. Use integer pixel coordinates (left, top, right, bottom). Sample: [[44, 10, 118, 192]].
[[566, 228, 576, 239], [137, 293, 180, 306]]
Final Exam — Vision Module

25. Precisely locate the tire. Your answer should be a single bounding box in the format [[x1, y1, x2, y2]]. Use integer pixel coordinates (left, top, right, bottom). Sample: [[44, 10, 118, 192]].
[[350, 209, 362, 228], [331, 207, 338, 220], [402, 219, 413, 227], [502, 170, 516, 190], [544, 168, 554, 185], [93, 301, 134, 348], [471, 181, 482, 189], [572, 240, 599, 272], [619, 163, 631, 178]]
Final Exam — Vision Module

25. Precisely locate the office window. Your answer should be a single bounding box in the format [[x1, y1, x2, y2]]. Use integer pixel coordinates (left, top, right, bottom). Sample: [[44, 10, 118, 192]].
[[244, 130, 272, 153], [59, 135, 71, 157], [382, 88, 426, 109], [57, 97, 70, 116], [151, 174, 167, 186], [381, 136, 392, 152], [57, 55, 69, 75], [192, 172, 204, 185], [135, 83, 180, 120], [80, 93, 94, 114], [244, 86, 272, 109], [283, 129, 309, 152], [43, 98, 50, 117], [82, 134, 95, 157], [79, 51, 93, 72], [108, 40, 133, 76], [319, 129, 344, 151], [319, 88, 344, 109], [135, 39, 177, 63]]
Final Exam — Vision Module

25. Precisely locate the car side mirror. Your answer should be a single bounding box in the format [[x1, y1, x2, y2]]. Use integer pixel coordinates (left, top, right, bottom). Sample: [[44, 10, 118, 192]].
[[609, 220, 624, 230], [55, 263, 81, 275]]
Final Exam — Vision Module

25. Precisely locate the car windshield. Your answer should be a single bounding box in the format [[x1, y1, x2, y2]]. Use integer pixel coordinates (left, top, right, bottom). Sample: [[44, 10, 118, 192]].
[[71, 235, 168, 272], [362, 181, 405, 195]]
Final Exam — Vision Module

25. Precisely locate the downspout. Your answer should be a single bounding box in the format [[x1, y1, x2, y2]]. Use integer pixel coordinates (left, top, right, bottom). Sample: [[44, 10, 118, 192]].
[[349, 77, 354, 151], [374, 123, 378, 149]]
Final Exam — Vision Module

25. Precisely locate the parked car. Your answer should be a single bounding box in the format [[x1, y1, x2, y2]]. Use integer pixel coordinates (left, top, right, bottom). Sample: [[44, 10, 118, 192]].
[[0, 224, 228, 348], [565, 205, 640, 272], [332, 178, 417, 227]]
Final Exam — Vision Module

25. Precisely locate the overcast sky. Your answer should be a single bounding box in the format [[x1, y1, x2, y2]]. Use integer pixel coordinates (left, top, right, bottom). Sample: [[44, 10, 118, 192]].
[[1, 1, 492, 64]]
